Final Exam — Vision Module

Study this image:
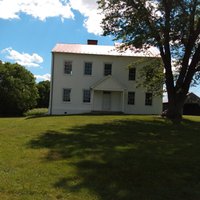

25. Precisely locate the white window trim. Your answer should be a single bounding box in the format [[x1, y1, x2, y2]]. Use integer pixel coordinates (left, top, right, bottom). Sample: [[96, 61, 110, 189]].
[[84, 62, 93, 76], [104, 62, 112, 76], [82, 89, 91, 104], [128, 67, 136, 81], [127, 91, 135, 105], [145, 92, 153, 106], [64, 61, 73, 75], [62, 88, 71, 103]]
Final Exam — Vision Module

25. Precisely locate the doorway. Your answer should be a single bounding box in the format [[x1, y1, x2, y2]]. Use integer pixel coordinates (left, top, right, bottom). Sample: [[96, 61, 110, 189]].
[[102, 91, 111, 111]]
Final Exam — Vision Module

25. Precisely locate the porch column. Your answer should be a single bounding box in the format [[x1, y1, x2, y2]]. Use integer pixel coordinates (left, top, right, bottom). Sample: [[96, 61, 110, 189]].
[[122, 90, 125, 113], [91, 89, 94, 111]]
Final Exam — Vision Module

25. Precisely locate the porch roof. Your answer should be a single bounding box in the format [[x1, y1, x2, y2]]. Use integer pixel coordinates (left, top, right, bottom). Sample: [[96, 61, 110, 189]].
[[91, 76, 126, 92]]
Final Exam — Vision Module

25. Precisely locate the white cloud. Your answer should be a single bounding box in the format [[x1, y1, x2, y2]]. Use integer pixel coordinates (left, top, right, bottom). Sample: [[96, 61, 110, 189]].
[[0, 0, 74, 21], [83, 11, 103, 35], [34, 73, 51, 82], [0, 0, 103, 35], [1, 47, 43, 67], [69, 0, 103, 35], [0, 0, 20, 20]]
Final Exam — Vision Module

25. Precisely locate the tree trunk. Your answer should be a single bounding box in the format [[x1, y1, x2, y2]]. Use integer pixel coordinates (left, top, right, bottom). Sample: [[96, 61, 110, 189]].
[[166, 92, 187, 123], [166, 101, 183, 122]]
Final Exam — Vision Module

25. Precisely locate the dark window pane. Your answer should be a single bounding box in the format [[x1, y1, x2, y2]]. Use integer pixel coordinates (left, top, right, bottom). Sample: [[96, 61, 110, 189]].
[[84, 62, 92, 75], [129, 68, 136, 80], [145, 93, 152, 105], [128, 92, 135, 105], [104, 64, 112, 76], [64, 61, 72, 74], [63, 89, 71, 102], [83, 89, 91, 103]]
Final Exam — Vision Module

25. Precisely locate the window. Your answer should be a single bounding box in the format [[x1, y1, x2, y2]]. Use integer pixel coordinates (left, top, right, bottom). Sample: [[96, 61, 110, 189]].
[[104, 63, 112, 76], [64, 61, 72, 75], [83, 89, 91, 103], [84, 62, 92, 75], [128, 92, 135, 105], [145, 93, 153, 105], [129, 68, 136, 80], [63, 89, 71, 102]]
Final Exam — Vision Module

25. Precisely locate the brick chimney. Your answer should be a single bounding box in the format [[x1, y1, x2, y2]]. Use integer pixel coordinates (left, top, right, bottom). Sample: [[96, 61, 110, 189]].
[[87, 39, 98, 45]]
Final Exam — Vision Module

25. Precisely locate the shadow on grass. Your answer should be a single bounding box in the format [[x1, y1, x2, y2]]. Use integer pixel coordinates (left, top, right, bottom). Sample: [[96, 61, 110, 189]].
[[25, 113, 126, 119], [29, 118, 200, 200]]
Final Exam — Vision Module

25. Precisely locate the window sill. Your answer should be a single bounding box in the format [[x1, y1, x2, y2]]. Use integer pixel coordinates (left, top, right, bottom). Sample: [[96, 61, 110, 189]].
[[82, 102, 92, 105], [62, 101, 72, 104], [83, 74, 93, 77]]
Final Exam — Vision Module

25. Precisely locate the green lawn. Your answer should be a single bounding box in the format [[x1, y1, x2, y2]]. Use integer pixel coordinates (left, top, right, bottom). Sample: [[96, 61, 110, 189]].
[[0, 115, 200, 200]]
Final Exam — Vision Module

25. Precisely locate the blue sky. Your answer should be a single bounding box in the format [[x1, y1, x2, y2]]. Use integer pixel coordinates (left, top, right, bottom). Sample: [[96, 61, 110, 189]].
[[0, 0, 113, 82], [0, 0, 199, 98]]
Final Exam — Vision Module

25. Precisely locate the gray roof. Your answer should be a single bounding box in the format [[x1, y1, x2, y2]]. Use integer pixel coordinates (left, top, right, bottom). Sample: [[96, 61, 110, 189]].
[[185, 92, 200, 104]]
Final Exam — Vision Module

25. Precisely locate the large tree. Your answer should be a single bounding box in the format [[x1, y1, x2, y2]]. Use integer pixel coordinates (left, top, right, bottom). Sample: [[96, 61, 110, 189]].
[[0, 62, 38, 116], [36, 80, 50, 108], [98, 0, 200, 121]]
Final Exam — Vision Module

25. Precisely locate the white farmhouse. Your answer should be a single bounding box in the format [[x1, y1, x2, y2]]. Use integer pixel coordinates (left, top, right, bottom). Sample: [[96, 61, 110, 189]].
[[49, 40, 162, 115]]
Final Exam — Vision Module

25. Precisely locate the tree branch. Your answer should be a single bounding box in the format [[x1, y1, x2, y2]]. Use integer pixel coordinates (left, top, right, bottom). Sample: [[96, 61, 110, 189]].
[[183, 44, 200, 93], [176, 1, 200, 89]]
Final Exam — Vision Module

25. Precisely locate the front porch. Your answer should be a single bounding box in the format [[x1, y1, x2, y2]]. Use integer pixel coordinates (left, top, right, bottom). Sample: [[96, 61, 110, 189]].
[[90, 76, 126, 113]]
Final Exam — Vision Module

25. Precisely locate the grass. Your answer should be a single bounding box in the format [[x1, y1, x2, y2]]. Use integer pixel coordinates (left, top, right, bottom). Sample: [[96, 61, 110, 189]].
[[24, 108, 48, 117], [0, 115, 200, 200]]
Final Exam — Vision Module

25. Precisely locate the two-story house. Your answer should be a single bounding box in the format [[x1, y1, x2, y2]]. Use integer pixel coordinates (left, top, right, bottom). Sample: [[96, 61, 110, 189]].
[[49, 40, 162, 115]]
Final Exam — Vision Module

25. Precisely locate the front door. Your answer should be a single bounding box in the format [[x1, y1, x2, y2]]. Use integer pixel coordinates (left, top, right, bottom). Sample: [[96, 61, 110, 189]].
[[102, 91, 111, 111]]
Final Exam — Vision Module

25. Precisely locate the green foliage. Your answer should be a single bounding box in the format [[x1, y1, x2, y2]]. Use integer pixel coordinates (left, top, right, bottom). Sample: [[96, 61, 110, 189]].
[[98, 0, 200, 120], [36, 80, 50, 108], [0, 62, 38, 116], [98, 0, 199, 58], [135, 58, 165, 96]]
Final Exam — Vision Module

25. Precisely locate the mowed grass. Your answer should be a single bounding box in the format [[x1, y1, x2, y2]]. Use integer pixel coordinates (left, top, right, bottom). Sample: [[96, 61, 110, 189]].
[[0, 115, 200, 200]]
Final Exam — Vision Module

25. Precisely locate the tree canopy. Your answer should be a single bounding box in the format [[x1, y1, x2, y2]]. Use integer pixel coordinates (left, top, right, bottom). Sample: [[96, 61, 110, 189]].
[[135, 58, 164, 96], [36, 80, 50, 108], [0, 62, 38, 116], [98, 0, 200, 121]]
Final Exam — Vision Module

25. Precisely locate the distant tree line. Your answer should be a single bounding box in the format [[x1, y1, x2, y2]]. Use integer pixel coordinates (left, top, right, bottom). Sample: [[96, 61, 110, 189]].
[[36, 80, 50, 108], [0, 62, 50, 116]]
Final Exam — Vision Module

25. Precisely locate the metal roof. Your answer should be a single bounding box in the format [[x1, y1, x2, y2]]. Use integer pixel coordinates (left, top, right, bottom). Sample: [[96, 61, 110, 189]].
[[52, 43, 160, 57]]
